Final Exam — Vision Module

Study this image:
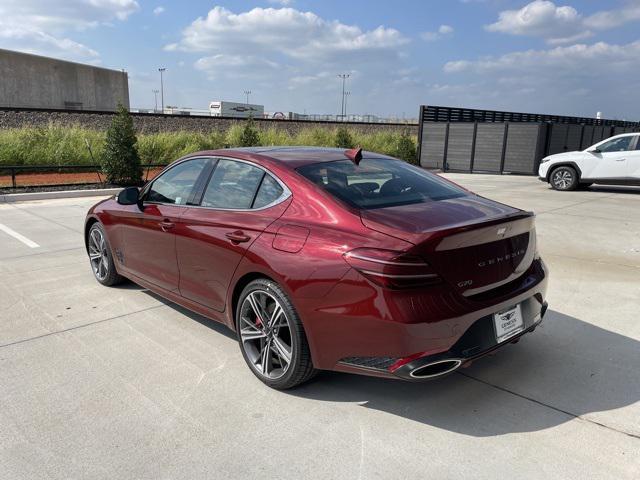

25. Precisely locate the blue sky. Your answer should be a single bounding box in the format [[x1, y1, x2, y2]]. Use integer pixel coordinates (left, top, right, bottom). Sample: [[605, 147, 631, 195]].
[[1, 0, 640, 120]]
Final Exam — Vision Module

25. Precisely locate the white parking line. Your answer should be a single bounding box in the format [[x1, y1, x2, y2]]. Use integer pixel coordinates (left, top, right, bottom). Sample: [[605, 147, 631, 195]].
[[0, 223, 40, 248]]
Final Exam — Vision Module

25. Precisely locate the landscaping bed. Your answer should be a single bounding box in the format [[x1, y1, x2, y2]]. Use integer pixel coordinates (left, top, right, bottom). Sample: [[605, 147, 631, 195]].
[[0, 168, 163, 192]]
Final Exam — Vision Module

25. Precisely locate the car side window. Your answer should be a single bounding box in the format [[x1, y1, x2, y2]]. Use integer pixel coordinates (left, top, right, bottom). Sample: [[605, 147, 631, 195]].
[[598, 136, 633, 153], [201, 159, 265, 209], [634, 136, 640, 150], [253, 174, 284, 208], [146, 158, 208, 205]]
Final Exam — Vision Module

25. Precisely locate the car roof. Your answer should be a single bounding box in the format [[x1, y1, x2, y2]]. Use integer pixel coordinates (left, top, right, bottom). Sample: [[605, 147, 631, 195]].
[[611, 132, 639, 137], [186, 146, 394, 169]]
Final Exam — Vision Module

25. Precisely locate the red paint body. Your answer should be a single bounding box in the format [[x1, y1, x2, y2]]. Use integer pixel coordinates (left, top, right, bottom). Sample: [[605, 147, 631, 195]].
[[86, 148, 548, 380]]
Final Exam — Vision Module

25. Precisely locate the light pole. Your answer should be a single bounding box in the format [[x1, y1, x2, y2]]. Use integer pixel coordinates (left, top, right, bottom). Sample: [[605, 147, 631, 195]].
[[337, 74, 350, 120], [243, 90, 252, 104], [152, 89, 159, 112], [344, 91, 351, 120], [158, 68, 166, 113]]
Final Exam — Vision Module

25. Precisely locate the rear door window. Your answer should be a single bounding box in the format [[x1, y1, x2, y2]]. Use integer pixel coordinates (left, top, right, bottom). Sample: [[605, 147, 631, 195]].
[[201, 159, 265, 209], [253, 174, 284, 208], [297, 158, 466, 209]]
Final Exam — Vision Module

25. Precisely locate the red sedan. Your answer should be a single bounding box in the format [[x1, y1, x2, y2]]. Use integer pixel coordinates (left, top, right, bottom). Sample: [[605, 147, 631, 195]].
[[85, 147, 548, 389]]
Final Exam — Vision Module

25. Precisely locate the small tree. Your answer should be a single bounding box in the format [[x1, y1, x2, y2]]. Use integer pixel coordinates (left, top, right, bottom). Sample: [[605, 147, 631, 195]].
[[101, 105, 142, 185], [394, 129, 417, 165], [334, 127, 354, 148], [239, 117, 261, 147]]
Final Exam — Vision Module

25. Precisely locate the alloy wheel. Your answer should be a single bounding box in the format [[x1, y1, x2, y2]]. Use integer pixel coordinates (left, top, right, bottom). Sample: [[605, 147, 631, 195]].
[[239, 290, 293, 380], [88, 227, 109, 281], [552, 170, 573, 190]]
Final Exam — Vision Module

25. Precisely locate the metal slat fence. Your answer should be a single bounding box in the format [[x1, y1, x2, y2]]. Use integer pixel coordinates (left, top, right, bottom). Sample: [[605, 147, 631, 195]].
[[418, 105, 640, 175]]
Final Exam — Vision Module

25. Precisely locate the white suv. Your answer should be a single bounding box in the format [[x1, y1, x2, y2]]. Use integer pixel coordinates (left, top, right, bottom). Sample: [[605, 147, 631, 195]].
[[539, 133, 640, 190]]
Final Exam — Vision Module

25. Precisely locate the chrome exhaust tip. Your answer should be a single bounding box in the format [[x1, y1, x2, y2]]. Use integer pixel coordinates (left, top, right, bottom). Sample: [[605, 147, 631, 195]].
[[408, 359, 463, 379]]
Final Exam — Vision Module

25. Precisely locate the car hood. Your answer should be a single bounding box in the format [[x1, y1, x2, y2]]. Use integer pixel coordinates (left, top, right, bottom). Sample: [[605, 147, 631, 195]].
[[546, 150, 585, 162]]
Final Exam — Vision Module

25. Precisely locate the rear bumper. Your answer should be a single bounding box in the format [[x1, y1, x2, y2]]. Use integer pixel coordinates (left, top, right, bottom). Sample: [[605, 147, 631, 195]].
[[389, 300, 547, 380], [300, 258, 548, 378]]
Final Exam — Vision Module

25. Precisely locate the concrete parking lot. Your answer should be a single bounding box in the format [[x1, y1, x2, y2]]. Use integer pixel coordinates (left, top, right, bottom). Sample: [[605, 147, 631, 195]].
[[1, 173, 638, 479]]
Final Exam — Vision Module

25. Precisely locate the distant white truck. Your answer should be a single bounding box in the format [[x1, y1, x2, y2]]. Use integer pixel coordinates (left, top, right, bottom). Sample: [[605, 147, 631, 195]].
[[209, 101, 264, 118]]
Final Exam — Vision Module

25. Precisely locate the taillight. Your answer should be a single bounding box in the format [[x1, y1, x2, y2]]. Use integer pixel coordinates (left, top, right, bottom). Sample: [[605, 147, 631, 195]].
[[343, 248, 441, 289]]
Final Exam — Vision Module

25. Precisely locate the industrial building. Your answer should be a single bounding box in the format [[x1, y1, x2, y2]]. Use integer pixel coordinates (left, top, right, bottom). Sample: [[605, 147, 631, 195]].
[[0, 49, 129, 111]]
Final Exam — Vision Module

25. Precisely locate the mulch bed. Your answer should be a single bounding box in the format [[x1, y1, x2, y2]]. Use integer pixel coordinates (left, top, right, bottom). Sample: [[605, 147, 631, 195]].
[[0, 168, 163, 193]]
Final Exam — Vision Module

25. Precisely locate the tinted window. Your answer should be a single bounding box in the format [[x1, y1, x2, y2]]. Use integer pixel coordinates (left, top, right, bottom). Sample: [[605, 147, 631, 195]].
[[147, 158, 207, 205], [202, 159, 264, 209], [253, 175, 284, 208], [297, 158, 466, 209], [634, 136, 640, 150], [598, 136, 633, 153]]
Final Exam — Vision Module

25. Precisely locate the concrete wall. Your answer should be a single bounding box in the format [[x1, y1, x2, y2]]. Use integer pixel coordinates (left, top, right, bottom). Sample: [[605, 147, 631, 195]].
[[0, 108, 418, 136], [0, 49, 129, 111]]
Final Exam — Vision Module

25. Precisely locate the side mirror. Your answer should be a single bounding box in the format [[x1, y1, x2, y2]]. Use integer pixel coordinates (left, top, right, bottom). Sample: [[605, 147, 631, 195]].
[[590, 148, 601, 154], [117, 186, 140, 206]]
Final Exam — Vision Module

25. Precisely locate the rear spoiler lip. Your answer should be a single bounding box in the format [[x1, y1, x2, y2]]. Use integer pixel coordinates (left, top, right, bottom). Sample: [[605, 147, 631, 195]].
[[432, 214, 535, 252], [359, 199, 535, 247], [418, 210, 534, 236]]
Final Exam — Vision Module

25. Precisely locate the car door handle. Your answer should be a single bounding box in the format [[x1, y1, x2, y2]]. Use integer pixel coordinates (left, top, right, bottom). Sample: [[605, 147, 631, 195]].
[[225, 231, 251, 243], [159, 220, 175, 232], [615, 158, 626, 161]]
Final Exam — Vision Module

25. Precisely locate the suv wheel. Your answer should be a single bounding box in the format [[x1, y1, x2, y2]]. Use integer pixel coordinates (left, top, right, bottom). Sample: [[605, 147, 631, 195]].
[[550, 166, 579, 191], [236, 278, 317, 390]]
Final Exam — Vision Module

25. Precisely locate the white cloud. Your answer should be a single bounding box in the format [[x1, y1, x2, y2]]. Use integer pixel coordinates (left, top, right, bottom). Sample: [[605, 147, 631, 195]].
[[0, 0, 139, 60], [585, 2, 640, 30], [0, 0, 139, 31], [441, 40, 640, 115], [166, 6, 408, 67], [421, 24, 454, 41], [485, 1, 587, 44], [444, 41, 640, 74], [0, 26, 99, 59], [195, 54, 280, 78], [486, 1, 640, 45], [153, 6, 165, 16]]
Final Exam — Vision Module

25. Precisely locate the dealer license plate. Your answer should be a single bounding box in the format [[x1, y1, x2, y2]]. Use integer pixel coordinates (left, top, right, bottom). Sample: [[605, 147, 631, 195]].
[[494, 304, 524, 343]]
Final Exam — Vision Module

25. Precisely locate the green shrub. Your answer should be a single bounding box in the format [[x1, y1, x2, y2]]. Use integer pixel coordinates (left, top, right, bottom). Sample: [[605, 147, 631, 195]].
[[101, 105, 142, 185], [239, 118, 261, 147], [394, 129, 418, 164], [334, 126, 354, 148]]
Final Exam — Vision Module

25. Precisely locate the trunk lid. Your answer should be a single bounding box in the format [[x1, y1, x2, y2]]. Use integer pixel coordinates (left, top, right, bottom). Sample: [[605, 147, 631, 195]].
[[360, 195, 536, 296]]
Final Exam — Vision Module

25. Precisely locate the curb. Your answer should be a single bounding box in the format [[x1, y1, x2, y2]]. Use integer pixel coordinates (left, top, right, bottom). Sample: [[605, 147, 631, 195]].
[[0, 188, 121, 203]]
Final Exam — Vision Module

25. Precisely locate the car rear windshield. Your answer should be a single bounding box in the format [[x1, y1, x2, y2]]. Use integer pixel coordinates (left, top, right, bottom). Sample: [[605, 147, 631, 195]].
[[297, 158, 466, 209]]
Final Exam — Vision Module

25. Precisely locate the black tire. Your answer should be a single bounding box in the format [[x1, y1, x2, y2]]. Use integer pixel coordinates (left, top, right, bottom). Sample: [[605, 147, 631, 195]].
[[550, 165, 579, 191], [87, 222, 125, 286], [236, 278, 317, 390]]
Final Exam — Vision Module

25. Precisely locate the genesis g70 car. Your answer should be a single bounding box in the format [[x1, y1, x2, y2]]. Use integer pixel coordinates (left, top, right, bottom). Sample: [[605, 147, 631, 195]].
[[85, 147, 548, 389]]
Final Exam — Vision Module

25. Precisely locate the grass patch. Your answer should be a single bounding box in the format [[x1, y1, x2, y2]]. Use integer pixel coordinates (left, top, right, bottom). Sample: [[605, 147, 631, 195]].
[[0, 123, 418, 167]]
